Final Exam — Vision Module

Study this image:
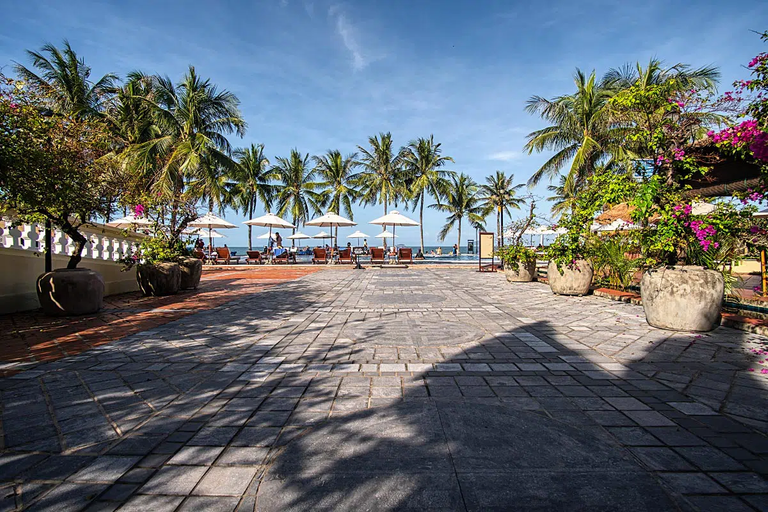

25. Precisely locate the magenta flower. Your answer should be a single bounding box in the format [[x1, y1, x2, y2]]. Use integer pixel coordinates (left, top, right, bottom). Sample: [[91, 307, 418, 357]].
[[134, 204, 145, 217]]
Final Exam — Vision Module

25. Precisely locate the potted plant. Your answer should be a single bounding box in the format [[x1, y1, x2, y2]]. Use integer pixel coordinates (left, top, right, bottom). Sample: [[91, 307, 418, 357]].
[[497, 244, 537, 282], [0, 78, 123, 315], [121, 233, 190, 296], [546, 234, 594, 296]]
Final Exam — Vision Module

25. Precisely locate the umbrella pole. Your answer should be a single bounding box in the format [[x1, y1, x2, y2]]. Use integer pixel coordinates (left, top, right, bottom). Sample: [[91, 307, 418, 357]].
[[208, 224, 213, 263], [269, 227, 273, 264], [762, 249, 767, 297]]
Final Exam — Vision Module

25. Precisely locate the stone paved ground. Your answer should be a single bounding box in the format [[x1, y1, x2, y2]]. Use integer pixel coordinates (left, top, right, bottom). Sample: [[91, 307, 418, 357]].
[[1, 268, 767, 511]]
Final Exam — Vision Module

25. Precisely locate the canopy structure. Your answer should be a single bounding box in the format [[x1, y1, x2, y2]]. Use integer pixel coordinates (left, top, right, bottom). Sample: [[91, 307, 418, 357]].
[[370, 210, 418, 258], [287, 231, 311, 247], [596, 220, 641, 232], [375, 229, 397, 239], [190, 228, 226, 238], [306, 212, 356, 254], [243, 213, 295, 262], [256, 232, 272, 240], [313, 231, 333, 240], [189, 213, 237, 256], [347, 230, 370, 246], [106, 213, 152, 230]]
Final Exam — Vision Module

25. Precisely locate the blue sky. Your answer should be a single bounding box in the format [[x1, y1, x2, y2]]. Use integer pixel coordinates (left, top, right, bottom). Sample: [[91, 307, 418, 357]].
[[1, 0, 767, 246]]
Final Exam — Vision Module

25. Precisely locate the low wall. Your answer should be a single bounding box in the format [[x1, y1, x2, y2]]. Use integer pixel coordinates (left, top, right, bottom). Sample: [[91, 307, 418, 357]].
[[0, 219, 143, 315]]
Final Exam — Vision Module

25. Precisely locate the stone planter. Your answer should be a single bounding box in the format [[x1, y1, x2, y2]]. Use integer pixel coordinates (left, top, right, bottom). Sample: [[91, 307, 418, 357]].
[[504, 260, 537, 282], [548, 260, 593, 296], [641, 266, 723, 332], [137, 262, 181, 296], [178, 257, 203, 290], [37, 268, 105, 316]]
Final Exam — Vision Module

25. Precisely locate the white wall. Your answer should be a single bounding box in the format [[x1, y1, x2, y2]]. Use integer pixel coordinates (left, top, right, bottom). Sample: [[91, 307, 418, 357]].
[[0, 219, 143, 314]]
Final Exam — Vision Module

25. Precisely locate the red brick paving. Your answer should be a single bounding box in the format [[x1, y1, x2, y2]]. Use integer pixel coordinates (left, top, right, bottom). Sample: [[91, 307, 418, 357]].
[[0, 266, 323, 375]]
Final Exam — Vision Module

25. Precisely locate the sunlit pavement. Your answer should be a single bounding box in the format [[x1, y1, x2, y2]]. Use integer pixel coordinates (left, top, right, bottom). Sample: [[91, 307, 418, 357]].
[[1, 268, 767, 511]]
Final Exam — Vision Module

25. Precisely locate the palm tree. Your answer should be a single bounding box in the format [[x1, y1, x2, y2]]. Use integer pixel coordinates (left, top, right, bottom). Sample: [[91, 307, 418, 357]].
[[125, 66, 246, 231], [274, 149, 323, 235], [232, 144, 275, 250], [546, 175, 575, 219], [402, 136, 455, 253], [104, 71, 158, 150], [187, 155, 235, 214], [430, 173, 485, 255], [524, 69, 616, 195], [313, 150, 359, 244], [478, 171, 526, 246], [14, 40, 117, 118], [603, 58, 720, 93], [353, 132, 408, 224]]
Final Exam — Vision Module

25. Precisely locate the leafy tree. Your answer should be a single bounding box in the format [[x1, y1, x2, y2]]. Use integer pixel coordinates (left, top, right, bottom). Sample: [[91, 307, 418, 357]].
[[14, 40, 117, 118], [429, 173, 486, 254], [353, 132, 408, 222], [124, 66, 246, 233], [402, 136, 454, 253], [232, 144, 274, 250], [0, 78, 123, 268], [274, 149, 323, 233], [478, 170, 525, 245], [524, 70, 617, 194]]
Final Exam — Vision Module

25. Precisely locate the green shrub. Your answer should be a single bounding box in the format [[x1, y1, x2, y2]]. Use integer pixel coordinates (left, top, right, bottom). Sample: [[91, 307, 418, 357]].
[[496, 244, 536, 272]]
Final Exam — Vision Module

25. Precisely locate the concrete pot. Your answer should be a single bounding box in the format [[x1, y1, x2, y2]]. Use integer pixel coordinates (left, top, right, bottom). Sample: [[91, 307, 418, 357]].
[[548, 260, 593, 296], [504, 260, 537, 282], [137, 262, 181, 296], [37, 268, 104, 316], [178, 257, 203, 290], [641, 266, 723, 332]]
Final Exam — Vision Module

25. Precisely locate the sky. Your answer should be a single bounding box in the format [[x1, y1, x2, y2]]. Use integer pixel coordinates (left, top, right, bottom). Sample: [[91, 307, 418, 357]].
[[1, 0, 767, 247]]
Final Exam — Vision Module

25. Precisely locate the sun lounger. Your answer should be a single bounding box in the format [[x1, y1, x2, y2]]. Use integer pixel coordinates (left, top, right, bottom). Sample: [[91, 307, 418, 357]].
[[370, 247, 386, 264], [338, 248, 353, 264], [312, 248, 327, 264], [246, 250, 263, 264], [214, 247, 242, 265], [398, 247, 414, 264]]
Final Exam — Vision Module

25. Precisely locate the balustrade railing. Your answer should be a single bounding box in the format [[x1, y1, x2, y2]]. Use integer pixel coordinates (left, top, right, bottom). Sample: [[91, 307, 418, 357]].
[[0, 219, 145, 263]]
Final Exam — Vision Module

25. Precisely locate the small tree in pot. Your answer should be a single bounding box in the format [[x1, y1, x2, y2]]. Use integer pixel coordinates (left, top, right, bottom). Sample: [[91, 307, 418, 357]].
[[0, 77, 123, 315], [497, 244, 537, 282]]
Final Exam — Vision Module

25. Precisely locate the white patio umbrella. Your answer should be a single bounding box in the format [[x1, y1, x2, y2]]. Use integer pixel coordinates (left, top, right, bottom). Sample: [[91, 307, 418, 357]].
[[288, 231, 311, 247], [369, 210, 418, 256], [306, 212, 356, 250], [375, 229, 397, 240], [313, 231, 334, 241], [106, 213, 153, 230], [347, 230, 370, 246], [597, 220, 641, 232], [190, 228, 226, 238], [256, 232, 272, 240], [189, 213, 237, 256], [243, 213, 295, 261]]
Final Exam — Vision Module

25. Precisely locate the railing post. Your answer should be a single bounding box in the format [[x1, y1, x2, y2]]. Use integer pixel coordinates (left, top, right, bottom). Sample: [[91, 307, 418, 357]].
[[45, 220, 52, 273]]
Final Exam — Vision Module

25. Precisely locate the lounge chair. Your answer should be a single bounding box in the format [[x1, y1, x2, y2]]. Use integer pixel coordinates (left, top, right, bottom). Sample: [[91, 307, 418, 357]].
[[338, 248, 353, 264], [214, 247, 242, 265], [246, 250, 263, 264], [370, 247, 386, 264], [312, 248, 327, 264], [398, 247, 414, 264], [273, 249, 289, 264], [192, 249, 205, 260]]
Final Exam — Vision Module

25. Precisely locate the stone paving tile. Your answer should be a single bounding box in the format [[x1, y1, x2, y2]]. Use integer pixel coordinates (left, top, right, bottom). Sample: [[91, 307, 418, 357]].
[[0, 268, 767, 510]]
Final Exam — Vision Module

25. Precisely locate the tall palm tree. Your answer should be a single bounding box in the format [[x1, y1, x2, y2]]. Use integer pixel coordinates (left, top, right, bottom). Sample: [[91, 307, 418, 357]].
[[313, 150, 359, 244], [187, 155, 235, 214], [126, 66, 246, 231], [104, 71, 158, 150], [478, 171, 526, 246], [524, 69, 616, 195], [603, 58, 720, 93], [353, 133, 408, 226], [14, 40, 117, 118], [546, 175, 575, 219], [402, 136, 455, 253], [232, 144, 275, 250], [429, 173, 485, 255], [274, 149, 323, 235]]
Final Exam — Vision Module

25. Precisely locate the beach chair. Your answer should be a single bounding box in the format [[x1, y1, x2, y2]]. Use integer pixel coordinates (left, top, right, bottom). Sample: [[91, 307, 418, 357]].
[[245, 250, 263, 264], [312, 248, 327, 264], [214, 247, 242, 265], [192, 249, 205, 260], [370, 247, 386, 264], [338, 248, 353, 264], [398, 247, 414, 264], [273, 248, 289, 264]]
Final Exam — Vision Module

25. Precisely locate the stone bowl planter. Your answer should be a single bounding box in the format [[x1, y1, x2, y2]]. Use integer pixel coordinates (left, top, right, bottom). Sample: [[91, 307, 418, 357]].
[[548, 260, 593, 296], [504, 260, 537, 282], [641, 266, 723, 332], [178, 257, 203, 290], [37, 268, 105, 316], [137, 262, 181, 296]]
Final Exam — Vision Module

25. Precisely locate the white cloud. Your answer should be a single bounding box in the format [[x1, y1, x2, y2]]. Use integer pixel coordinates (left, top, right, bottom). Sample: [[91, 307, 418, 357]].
[[487, 151, 522, 162], [279, 0, 288, 7], [329, 6, 368, 71]]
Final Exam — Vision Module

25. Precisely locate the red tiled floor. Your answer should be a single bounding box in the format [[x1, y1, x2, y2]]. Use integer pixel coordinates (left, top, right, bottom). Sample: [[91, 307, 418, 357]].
[[0, 266, 323, 375]]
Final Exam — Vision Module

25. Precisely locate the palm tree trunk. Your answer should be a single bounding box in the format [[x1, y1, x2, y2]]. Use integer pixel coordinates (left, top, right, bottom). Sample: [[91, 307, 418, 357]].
[[247, 197, 254, 250], [457, 219, 462, 256], [500, 206, 504, 248], [382, 200, 388, 250], [419, 193, 425, 254]]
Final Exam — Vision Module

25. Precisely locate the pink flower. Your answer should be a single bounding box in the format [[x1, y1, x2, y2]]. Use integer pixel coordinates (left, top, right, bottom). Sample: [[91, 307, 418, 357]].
[[134, 204, 145, 217], [762, 368, 768, 375]]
